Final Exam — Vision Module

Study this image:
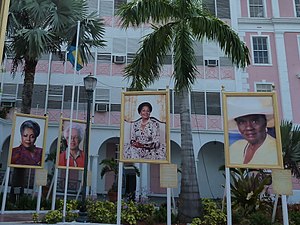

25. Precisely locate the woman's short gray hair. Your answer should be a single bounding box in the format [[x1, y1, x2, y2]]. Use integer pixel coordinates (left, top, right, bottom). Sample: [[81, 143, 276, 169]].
[[63, 123, 84, 143], [20, 120, 40, 138]]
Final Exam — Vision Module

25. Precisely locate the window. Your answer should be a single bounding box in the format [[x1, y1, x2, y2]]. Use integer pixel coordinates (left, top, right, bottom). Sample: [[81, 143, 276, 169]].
[[48, 85, 63, 109], [173, 92, 181, 114], [78, 86, 88, 104], [111, 104, 121, 112], [64, 86, 78, 103], [252, 36, 270, 64], [191, 92, 205, 115], [94, 88, 122, 112], [206, 92, 221, 115], [32, 85, 46, 108], [114, 0, 126, 13], [249, 0, 265, 17], [95, 88, 110, 103], [2, 83, 17, 101], [295, 0, 300, 17], [99, 1, 113, 17], [191, 91, 221, 115], [256, 83, 273, 92], [202, 0, 230, 18]]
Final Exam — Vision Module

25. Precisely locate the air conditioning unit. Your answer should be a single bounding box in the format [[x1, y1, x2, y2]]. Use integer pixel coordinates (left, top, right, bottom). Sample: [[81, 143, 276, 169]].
[[95, 103, 108, 112], [206, 59, 218, 67], [112, 55, 126, 64], [1, 101, 15, 107]]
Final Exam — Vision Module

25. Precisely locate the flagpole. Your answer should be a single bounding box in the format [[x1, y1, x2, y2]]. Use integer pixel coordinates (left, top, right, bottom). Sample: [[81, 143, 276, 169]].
[[62, 20, 81, 223], [0, 0, 11, 62], [44, 52, 52, 115]]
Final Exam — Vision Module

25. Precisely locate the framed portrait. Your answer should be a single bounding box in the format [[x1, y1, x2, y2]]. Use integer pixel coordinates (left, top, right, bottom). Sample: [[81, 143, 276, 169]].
[[56, 118, 87, 170], [8, 113, 48, 169], [222, 92, 284, 169], [120, 90, 170, 163]]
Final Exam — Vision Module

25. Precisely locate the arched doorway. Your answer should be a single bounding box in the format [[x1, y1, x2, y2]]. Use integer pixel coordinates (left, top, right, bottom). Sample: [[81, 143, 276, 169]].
[[197, 141, 225, 199], [97, 138, 119, 194], [149, 140, 181, 196], [0, 136, 11, 171]]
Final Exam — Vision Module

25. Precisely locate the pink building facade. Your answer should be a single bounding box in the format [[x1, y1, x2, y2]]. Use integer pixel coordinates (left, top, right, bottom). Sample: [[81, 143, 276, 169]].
[[0, 0, 300, 201]]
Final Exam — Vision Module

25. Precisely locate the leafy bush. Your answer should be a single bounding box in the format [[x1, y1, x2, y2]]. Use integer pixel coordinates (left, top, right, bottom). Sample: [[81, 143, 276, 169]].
[[43, 210, 62, 224], [2, 194, 52, 210], [32, 212, 39, 223], [290, 211, 300, 225], [191, 199, 226, 225], [87, 199, 156, 225], [87, 200, 116, 223], [121, 201, 139, 225], [248, 211, 272, 225], [40, 199, 79, 223], [136, 202, 155, 223], [153, 203, 177, 224], [230, 168, 272, 215]]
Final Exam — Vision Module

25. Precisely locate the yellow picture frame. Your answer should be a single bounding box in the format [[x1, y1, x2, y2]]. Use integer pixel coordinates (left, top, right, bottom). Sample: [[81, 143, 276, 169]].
[[8, 113, 48, 169], [56, 117, 87, 170], [222, 92, 283, 169], [120, 90, 170, 164]]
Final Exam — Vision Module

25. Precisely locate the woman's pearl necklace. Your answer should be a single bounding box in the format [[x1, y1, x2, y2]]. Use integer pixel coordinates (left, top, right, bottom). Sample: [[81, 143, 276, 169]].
[[141, 119, 149, 126]]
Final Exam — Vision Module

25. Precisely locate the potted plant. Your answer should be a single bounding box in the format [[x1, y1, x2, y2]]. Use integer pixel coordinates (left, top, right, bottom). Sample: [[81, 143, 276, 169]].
[[100, 158, 140, 202]]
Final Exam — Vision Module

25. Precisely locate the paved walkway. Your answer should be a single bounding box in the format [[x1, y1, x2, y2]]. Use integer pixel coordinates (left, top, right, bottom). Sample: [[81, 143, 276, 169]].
[[0, 212, 117, 225], [0, 212, 35, 224]]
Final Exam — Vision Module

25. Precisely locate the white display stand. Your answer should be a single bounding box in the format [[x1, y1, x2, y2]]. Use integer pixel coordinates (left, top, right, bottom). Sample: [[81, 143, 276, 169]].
[[225, 167, 232, 225], [116, 161, 172, 225], [1, 166, 10, 214], [1, 166, 44, 214]]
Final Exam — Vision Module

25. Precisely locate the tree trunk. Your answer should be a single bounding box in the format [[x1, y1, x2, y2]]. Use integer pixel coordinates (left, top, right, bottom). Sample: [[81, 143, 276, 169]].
[[177, 87, 202, 222], [21, 59, 37, 114]]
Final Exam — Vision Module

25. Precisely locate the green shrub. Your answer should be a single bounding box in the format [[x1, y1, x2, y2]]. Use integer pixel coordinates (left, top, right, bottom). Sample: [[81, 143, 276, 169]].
[[153, 203, 177, 224], [121, 201, 139, 225], [43, 210, 62, 224], [248, 211, 272, 225], [56, 199, 79, 211], [41, 199, 79, 223], [232, 208, 244, 224], [87, 200, 116, 223], [230, 169, 272, 215], [136, 202, 155, 221], [87, 200, 156, 225], [290, 211, 300, 225], [1, 194, 52, 210], [32, 212, 39, 223], [191, 199, 226, 225]]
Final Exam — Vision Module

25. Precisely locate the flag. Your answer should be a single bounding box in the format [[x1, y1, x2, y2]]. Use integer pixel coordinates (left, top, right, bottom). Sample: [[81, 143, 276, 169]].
[[67, 45, 83, 71]]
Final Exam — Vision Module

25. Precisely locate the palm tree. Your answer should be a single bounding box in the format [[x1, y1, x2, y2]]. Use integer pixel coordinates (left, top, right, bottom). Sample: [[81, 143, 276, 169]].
[[100, 158, 120, 193], [117, 0, 250, 222], [280, 120, 300, 178], [100, 158, 140, 201], [6, 0, 105, 198], [7, 0, 106, 114]]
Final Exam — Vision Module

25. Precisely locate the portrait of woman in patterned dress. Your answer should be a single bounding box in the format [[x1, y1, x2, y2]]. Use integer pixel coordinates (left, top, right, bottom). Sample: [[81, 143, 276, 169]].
[[123, 102, 166, 160]]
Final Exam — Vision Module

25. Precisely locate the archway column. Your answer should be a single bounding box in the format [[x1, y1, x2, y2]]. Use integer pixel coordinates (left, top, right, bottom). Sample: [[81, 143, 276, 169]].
[[90, 154, 99, 199], [135, 163, 149, 201]]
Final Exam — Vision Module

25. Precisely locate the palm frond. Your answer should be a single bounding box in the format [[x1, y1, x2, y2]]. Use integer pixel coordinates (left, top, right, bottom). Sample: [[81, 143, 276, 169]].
[[8, 0, 106, 69], [280, 120, 300, 178], [124, 22, 174, 89], [117, 0, 177, 28], [189, 15, 250, 68], [173, 23, 197, 91]]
